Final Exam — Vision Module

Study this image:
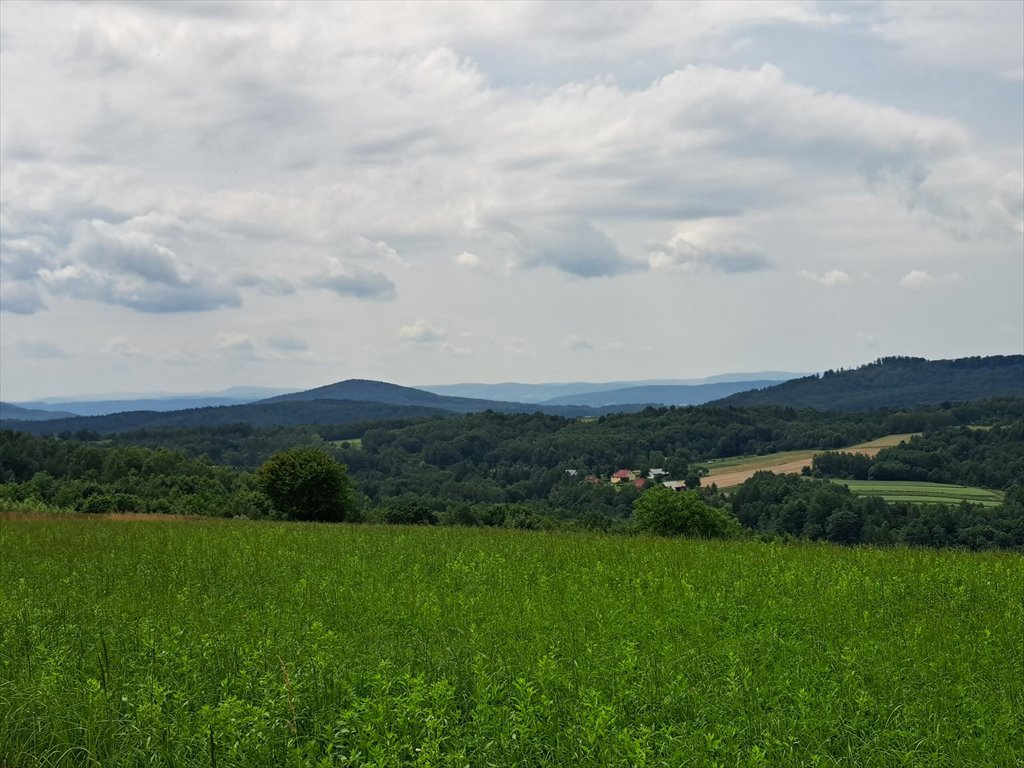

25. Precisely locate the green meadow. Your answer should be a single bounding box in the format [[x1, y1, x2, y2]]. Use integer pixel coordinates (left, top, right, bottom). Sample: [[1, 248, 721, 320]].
[[1, 515, 1022, 767], [836, 480, 1005, 507]]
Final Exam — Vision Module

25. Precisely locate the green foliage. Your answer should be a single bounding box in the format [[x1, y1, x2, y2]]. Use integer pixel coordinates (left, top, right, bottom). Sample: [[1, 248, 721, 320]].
[[732, 472, 1024, 549], [1, 518, 1021, 765], [254, 447, 356, 522], [632, 486, 740, 539], [0, 430, 260, 517]]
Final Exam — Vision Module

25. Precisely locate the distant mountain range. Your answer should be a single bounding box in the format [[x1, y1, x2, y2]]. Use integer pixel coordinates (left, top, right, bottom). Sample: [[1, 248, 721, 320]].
[[2, 381, 629, 436], [714, 356, 1024, 410], [0, 403, 79, 422], [10, 386, 294, 417], [419, 372, 801, 403], [7, 374, 795, 417], [3, 357, 1020, 435], [539, 380, 782, 407]]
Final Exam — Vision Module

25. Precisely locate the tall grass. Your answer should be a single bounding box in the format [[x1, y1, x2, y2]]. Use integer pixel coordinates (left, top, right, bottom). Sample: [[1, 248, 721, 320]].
[[1, 516, 1021, 766]]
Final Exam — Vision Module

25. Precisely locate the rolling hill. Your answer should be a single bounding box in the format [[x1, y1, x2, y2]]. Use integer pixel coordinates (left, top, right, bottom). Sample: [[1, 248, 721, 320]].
[[715, 356, 1024, 410], [0, 403, 78, 422], [2, 400, 453, 436], [1, 380, 639, 436], [261, 379, 608, 415]]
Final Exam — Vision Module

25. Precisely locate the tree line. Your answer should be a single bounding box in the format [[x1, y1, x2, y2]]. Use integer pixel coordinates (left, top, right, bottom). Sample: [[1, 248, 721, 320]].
[[1, 397, 1022, 550]]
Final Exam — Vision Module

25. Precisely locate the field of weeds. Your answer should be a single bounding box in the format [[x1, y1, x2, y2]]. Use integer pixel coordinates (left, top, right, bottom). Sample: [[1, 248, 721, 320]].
[[1, 515, 1021, 766]]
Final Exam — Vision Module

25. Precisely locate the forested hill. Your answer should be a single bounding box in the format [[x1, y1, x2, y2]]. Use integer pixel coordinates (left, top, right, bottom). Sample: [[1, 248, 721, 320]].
[[3, 384, 634, 436], [261, 378, 601, 415], [715, 356, 1024, 410], [2, 400, 454, 436]]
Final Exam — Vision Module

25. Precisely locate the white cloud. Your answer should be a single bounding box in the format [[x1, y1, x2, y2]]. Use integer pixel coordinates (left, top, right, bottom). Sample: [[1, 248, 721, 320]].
[[454, 251, 482, 268], [649, 230, 769, 274], [398, 319, 446, 343], [800, 269, 850, 287], [899, 270, 962, 289]]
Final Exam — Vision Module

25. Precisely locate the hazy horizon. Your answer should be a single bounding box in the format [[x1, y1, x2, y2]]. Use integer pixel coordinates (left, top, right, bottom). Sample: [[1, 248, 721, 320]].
[[2, 1, 1022, 401]]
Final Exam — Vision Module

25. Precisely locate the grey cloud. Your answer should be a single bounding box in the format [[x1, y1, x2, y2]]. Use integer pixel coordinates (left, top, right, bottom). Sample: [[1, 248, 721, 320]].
[[310, 260, 397, 301], [12, 339, 71, 359], [38, 219, 241, 313], [212, 333, 310, 361], [512, 219, 638, 278], [563, 333, 594, 351], [1, 237, 56, 279], [232, 272, 297, 296], [1, 282, 46, 314], [267, 335, 309, 352], [42, 264, 241, 312]]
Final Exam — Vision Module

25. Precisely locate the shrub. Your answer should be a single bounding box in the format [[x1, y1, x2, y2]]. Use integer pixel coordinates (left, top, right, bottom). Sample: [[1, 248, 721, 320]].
[[255, 448, 356, 522], [631, 486, 740, 539]]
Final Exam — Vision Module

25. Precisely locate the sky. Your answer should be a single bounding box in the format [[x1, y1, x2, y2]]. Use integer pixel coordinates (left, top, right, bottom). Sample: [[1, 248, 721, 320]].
[[1, 0, 1022, 400]]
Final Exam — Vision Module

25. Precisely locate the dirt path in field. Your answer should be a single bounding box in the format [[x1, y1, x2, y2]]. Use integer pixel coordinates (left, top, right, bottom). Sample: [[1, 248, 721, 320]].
[[703, 433, 918, 489]]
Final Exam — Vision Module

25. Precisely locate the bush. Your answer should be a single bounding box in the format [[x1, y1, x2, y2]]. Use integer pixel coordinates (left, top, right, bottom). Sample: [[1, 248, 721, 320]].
[[255, 448, 357, 522], [631, 486, 740, 539]]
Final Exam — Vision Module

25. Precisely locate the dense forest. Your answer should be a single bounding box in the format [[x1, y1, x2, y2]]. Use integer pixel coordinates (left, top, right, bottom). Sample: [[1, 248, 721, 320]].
[[2, 396, 1022, 549], [717, 356, 1023, 410], [811, 422, 1024, 488]]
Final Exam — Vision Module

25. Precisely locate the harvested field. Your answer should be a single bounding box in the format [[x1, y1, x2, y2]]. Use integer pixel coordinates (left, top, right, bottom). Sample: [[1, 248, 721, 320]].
[[700, 433, 919, 489]]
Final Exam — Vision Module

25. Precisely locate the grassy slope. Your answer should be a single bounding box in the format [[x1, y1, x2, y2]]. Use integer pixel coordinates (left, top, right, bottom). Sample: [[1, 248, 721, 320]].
[[1, 517, 1021, 767]]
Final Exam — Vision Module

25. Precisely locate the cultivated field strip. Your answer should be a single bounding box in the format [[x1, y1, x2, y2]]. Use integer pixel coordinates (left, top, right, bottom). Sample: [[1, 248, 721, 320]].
[[699, 434, 919, 489]]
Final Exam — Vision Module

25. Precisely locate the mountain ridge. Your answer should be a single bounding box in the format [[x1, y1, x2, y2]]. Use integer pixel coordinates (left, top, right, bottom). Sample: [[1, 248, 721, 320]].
[[714, 355, 1024, 410]]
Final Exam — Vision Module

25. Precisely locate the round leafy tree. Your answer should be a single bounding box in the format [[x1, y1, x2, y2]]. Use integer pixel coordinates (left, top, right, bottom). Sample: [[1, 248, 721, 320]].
[[632, 486, 740, 539], [255, 448, 356, 522]]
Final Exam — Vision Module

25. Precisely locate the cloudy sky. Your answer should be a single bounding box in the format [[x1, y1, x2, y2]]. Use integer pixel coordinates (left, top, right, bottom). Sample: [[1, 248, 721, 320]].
[[1, 1, 1021, 399]]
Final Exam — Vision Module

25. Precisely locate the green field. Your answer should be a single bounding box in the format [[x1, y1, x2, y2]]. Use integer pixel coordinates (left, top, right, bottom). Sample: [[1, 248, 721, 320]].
[[2, 516, 1022, 767], [328, 437, 362, 449], [836, 480, 1005, 507]]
